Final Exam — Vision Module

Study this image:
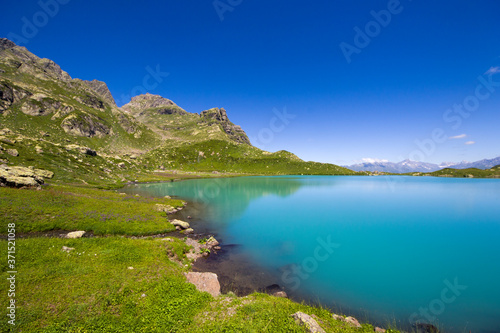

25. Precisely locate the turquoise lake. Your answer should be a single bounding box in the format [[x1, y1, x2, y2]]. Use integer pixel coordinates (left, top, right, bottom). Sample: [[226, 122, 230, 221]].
[[125, 176, 500, 332]]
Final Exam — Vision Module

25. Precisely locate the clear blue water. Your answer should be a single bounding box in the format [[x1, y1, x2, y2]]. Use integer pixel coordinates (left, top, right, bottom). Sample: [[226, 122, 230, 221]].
[[126, 176, 500, 332]]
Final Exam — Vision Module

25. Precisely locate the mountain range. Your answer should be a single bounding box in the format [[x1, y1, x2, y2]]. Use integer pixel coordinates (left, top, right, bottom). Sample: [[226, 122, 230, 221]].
[[346, 156, 500, 173], [0, 37, 353, 186]]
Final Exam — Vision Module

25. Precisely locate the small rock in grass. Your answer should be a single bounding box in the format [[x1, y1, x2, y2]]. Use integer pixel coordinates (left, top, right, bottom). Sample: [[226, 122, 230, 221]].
[[345, 316, 362, 328], [273, 291, 288, 298], [375, 327, 386, 332], [62, 246, 75, 252], [128, 267, 134, 270], [291, 312, 326, 333], [7, 149, 18, 157], [66, 231, 86, 239], [332, 314, 362, 328]]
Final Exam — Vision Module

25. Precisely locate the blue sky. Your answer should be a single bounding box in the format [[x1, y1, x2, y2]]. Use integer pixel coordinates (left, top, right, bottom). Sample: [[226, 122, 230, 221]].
[[1, 0, 500, 165]]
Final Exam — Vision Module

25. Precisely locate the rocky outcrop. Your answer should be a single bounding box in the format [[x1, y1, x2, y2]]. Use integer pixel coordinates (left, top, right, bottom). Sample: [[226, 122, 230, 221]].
[[37, 58, 72, 82], [0, 165, 53, 188], [0, 38, 16, 52], [200, 108, 251, 145], [20, 93, 64, 116], [121, 93, 187, 116], [83, 79, 116, 107], [0, 82, 31, 113], [74, 94, 105, 110], [61, 113, 110, 138], [184, 236, 221, 262], [117, 113, 137, 134], [291, 312, 326, 333], [65, 144, 97, 156], [185, 272, 221, 298]]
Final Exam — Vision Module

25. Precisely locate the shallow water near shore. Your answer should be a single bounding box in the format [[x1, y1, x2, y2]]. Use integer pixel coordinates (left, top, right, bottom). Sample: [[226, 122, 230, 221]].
[[124, 176, 500, 332]]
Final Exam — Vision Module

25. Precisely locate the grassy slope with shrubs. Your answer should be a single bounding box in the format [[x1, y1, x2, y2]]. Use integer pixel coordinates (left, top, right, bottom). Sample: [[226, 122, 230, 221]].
[[423, 165, 500, 178]]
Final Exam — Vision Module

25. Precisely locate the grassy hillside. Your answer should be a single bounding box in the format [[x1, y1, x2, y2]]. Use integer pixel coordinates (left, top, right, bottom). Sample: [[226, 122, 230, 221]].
[[1, 38, 356, 185], [144, 139, 355, 175], [423, 165, 500, 178]]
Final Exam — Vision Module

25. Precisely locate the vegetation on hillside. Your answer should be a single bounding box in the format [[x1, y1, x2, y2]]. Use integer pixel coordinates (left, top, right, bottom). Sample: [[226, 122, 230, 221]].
[[421, 165, 500, 178]]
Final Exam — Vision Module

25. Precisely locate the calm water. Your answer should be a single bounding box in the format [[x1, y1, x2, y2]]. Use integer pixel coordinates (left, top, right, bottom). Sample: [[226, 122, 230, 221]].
[[125, 176, 500, 332]]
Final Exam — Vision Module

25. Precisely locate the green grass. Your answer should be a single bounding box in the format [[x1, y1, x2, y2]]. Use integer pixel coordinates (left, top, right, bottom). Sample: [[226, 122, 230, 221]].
[[0, 237, 209, 332], [185, 292, 397, 333], [143, 139, 356, 175], [0, 185, 185, 236], [423, 165, 500, 178]]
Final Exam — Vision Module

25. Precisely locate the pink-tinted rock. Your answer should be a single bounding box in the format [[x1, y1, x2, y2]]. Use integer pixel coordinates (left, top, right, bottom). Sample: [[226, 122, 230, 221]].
[[185, 272, 220, 298]]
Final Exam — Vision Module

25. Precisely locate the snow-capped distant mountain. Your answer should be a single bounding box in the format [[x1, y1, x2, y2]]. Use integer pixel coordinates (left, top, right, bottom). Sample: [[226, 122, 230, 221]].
[[346, 156, 500, 173], [346, 159, 441, 173], [446, 156, 500, 170]]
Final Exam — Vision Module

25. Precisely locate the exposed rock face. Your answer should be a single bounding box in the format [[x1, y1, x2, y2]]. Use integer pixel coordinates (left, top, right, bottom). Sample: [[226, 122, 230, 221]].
[[65, 144, 97, 156], [61, 114, 110, 138], [291, 312, 326, 333], [83, 79, 116, 106], [0, 38, 16, 51], [0, 165, 53, 188], [121, 93, 187, 116], [0, 82, 31, 113], [20, 93, 63, 116], [201, 108, 251, 145], [117, 113, 137, 134], [75, 94, 105, 110], [185, 272, 221, 298], [37, 58, 72, 81]]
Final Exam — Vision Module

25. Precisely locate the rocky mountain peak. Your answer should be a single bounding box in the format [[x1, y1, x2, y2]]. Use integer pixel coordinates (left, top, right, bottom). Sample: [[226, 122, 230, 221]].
[[0, 38, 16, 52], [201, 107, 250, 145], [121, 93, 187, 117], [125, 93, 175, 109], [200, 107, 229, 122], [83, 79, 116, 107]]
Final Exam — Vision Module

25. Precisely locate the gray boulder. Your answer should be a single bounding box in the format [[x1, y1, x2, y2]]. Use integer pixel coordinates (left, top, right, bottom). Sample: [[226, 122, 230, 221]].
[[291, 312, 326, 333], [171, 219, 190, 229]]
